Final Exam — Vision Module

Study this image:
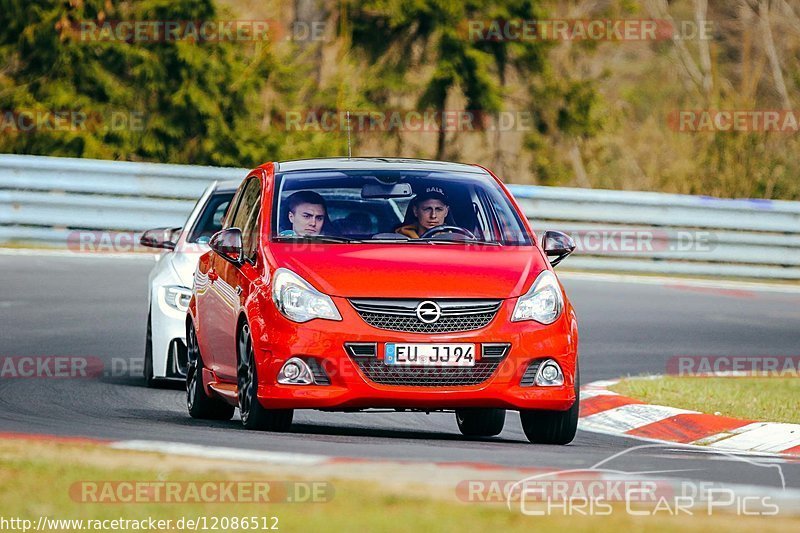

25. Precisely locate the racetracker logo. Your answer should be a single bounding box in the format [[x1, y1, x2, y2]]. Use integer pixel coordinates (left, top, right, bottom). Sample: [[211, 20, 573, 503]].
[[70, 481, 333, 503], [0, 357, 104, 379], [0, 357, 154, 379], [70, 19, 328, 43], [668, 110, 800, 132], [67, 231, 151, 253], [277, 110, 535, 132], [65, 231, 331, 254], [548, 228, 716, 255], [463, 19, 713, 42], [667, 355, 800, 377], [0, 110, 146, 133]]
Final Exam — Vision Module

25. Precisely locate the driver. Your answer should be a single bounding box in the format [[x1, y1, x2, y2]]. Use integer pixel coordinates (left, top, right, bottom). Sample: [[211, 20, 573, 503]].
[[395, 186, 451, 239], [280, 190, 327, 236]]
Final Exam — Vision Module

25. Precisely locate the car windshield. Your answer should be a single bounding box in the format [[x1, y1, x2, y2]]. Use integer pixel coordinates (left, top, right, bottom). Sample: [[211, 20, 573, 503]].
[[186, 191, 235, 244], [272, 170, 532, 246]]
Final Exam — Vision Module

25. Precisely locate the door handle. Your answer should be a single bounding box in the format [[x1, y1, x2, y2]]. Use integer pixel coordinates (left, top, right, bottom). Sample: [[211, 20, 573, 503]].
[[208, 270, 219, 282], [235, 286, 243, 296]]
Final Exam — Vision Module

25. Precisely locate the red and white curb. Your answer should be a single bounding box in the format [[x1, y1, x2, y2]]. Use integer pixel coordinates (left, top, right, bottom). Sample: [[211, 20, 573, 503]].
[[579, 378, 800, 456]]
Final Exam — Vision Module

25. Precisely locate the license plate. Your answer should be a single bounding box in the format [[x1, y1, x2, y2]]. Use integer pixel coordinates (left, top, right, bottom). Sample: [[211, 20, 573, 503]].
[[384, 343, 476, 367]]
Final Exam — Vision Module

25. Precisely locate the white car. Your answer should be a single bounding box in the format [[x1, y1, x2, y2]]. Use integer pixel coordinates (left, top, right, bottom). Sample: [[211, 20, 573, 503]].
[[140, 180, 238, 386]]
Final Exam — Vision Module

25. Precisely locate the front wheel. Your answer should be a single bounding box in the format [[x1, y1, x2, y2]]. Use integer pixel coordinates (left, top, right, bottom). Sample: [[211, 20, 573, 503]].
[[519, 365, 580, 445], [237, 323, 293, 432], [455, 408, 506, 437], [186, 322, 235, 421]]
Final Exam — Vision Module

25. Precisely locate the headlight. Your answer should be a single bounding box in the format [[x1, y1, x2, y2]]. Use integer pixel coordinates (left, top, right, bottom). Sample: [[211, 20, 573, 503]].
[[272, 268, 342, 323], [164, 285, 192, 313], [512, 270, 564, 324]]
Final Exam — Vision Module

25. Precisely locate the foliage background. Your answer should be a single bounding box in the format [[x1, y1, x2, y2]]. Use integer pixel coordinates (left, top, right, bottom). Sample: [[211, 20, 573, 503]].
[[1, 0, 799, 200]]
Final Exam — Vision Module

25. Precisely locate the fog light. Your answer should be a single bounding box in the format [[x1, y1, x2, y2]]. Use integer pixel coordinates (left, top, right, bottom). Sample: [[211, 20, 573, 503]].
[[277, 357, 314, 385], [535, 359, 564, 386], [283, 362, 301, 380], [541, 364, 558, 382]]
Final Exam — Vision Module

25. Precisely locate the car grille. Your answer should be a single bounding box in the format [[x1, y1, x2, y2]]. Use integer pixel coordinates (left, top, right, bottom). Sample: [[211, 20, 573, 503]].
[[345, 343, 509, 387], [304, 358, 331, 385], [348, 299, 502, 333], [352, 359, 502, 387], [520, 359, 542, 387]]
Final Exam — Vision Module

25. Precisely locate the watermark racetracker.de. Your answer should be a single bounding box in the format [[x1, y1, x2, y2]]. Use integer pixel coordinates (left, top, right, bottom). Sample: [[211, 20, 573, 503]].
[[668, 110, 800, 133], [275, 109, 535, 133], [70, 480, 333, 504], [0, 356, 151, 379], [0, 110, 146, 133], [667, 355, 800, 377], [463, 18, 714, 42], [65, 227, 716, 257], [552, 228, 716, 256], [70, 19, 328, 43]]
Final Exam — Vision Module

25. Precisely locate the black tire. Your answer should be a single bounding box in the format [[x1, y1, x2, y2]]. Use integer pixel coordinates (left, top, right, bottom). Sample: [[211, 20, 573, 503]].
[[455, 408, 506, 437], [237, 323, 293, 431], [186, 322, 235, 420], [519, 364, 580, 445], [144, 312, 158, 388]]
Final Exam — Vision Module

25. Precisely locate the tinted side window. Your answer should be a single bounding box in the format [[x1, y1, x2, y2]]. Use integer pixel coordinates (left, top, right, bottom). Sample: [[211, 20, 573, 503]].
[[230, 179, 260, 231], [187, 193, 234, 243], [223, 187, 244, 230], [242, 204, 261, 262], [230, 179, 261, 262]]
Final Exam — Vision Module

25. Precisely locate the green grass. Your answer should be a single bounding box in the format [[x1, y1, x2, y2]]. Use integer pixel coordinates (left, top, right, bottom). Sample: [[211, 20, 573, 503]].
[[1, 439, 798, 532], [610, 376, 800, 424]]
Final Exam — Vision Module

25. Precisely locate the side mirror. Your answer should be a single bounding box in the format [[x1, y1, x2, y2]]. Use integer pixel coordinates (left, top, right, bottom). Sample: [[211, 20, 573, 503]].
[[140, 227, 180, 250], [542, 230, 576, 267], [209, 228, 244, 265]]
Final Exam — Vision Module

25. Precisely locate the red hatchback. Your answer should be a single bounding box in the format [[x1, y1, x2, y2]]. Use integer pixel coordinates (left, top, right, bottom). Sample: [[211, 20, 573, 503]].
[[187, 158, 579, 444]]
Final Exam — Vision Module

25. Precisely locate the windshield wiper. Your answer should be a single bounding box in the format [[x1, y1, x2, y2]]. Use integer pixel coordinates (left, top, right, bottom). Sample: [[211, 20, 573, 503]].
[[368, 238, 431, 244], [273, 235, 361, 244], [366, 237, 502, 246], [415, 238, 502, 246]]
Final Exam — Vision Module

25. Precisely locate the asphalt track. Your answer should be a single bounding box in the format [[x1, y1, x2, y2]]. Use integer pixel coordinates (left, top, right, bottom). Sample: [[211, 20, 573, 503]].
[[1, 253, 798, 491]]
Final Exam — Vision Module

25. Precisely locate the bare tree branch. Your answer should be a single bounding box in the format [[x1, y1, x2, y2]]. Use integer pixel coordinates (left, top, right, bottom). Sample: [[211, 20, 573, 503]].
[[695, 0, 713, 95], [568, 140, 590, 188], [646, 0, 706, 94], [777, 0, 800, 34], [759, 0, 792, 108]]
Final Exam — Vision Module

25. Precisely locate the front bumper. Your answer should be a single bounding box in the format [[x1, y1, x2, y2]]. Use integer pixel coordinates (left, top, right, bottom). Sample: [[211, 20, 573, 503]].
[[150, 281, 191, 379], [250, 296, 578, 411]]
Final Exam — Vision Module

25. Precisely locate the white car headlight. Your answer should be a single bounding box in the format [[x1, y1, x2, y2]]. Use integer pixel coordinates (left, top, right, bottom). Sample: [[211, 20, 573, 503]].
[[512, 270, 564, 324], [272, 268, 342, 323], [164, 285, 192, 313]]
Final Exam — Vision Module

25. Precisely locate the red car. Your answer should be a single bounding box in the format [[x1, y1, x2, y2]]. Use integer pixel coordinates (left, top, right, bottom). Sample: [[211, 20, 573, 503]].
[[187, 158, 579, 444]]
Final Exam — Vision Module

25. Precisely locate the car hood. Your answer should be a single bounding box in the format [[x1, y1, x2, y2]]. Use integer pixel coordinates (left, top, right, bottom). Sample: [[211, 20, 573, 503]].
[[269, 244, 546, 299]]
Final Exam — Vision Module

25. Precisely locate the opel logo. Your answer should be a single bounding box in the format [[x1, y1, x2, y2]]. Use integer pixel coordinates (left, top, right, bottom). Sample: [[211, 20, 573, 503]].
[[415, 301, 441, 324]]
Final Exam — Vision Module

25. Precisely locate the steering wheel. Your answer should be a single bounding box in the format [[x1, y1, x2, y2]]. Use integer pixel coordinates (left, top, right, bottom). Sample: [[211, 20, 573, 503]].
[[419, 225, 477, 240]]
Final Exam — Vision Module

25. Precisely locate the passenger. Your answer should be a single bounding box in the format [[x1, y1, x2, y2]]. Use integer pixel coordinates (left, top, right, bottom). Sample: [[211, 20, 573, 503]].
[[280, 190, 327, 236], [395, 186, 451, 239], [340, 212, 372, 236]]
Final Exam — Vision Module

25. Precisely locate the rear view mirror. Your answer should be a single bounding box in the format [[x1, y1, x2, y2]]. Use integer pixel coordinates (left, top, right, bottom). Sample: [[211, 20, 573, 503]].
[[542, 231, 576, 267], [361, 182, 413, 199], [140, 227, 180, 250], [209, 228, 244, 265]]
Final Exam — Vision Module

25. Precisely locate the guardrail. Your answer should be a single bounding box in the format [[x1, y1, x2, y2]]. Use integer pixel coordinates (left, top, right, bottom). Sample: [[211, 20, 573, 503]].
[[1, 154, 798, 279]]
